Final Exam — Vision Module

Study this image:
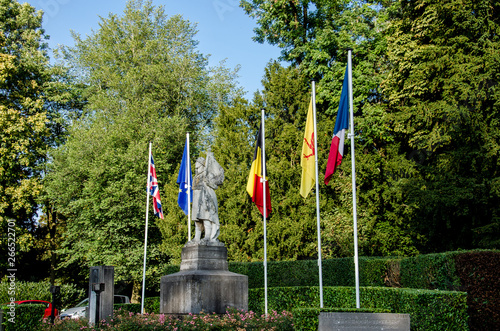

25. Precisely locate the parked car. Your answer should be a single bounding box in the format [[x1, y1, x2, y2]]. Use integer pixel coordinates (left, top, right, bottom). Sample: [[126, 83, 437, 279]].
[[59, 295, 130, 320], [3, 300, 58, 318]]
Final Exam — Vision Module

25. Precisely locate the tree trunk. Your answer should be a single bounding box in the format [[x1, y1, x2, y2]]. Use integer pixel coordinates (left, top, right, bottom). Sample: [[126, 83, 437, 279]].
[[131, 280, 141, 304]]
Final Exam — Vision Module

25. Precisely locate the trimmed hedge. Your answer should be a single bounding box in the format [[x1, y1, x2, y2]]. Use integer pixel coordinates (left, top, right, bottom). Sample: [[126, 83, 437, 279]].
[[0, 304, 45, 331], [249, 286, 468, 331], [455, 251, 500, 331], [160, 249, 499, 330], [114, 297, 159, 314], [399, 250, 500, 331], [115, 303, 141, 314], [0, 281, 86, 310], [400, 251, 462, 290], [160, 257, 395, 289]]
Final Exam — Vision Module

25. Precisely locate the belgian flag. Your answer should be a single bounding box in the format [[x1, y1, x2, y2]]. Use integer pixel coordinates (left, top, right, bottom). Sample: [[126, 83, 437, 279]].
[[246, 121, 272, 218]]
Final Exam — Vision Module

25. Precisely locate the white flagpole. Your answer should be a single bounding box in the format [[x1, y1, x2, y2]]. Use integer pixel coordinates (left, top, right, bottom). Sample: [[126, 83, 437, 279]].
[[261, 109, 268, 317], [141, 142, 152, 315], [187, 132, 191, 240], [347, 49, 360, 309], [311, 81, 324, 308]]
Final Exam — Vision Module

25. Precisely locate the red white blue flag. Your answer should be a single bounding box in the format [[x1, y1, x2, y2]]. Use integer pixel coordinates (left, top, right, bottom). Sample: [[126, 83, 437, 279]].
[[325, 67, 350, 185], [149, 153, 164, 219]]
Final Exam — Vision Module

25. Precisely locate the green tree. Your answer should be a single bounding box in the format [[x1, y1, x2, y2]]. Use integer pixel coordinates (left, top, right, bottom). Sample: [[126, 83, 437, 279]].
[[0, 0, 77, 278], [242, 0, 423, 256], [212, 61, 372, 261], [383, 0, 500, 251], [45, 0, 241, 300], [212, 63, 318, 262]]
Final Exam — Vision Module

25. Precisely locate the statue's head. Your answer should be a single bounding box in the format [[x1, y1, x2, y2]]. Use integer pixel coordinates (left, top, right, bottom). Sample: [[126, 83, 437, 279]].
[[195, 157, 205, 171]]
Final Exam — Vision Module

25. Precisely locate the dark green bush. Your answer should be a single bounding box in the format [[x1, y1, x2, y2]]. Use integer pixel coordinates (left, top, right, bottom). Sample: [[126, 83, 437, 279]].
[[400, 251, 461, 290], [228, 257, 394, 288], [249, 286, 468, 331], [114, 302, 141, 314], [145, 296, 160, 314], [162, 264, 180, 276], [229, 261, 264, 288], [114, 297, 159, 314], [1, 304, 45, 331], [162, 249, 498, 330], [162, 257, 397, 289], [455, 251, 500, 331], [0, 281, 85, 310]]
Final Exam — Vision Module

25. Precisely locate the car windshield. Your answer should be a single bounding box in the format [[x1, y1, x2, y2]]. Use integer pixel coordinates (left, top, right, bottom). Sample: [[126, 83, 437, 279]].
[[74, 299, 88, 308]]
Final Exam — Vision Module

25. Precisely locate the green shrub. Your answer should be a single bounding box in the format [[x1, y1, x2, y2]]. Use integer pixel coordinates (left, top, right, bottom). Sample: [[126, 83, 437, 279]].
[[229, 261, 265, 289], [161, 257, 398, 289], [114, 302, 141, 314], [291, 307, 319, 331], [400, 251, 461, 290], [0, 281, 85, 310], [161, 264, 180, 276], [145, 296, 160, 314], [1, 304, 45, 331], [455, 250, 500, 331], [228, 257, 396, 289], [249, 286, 468, 331], [114, 297, 159, 315]]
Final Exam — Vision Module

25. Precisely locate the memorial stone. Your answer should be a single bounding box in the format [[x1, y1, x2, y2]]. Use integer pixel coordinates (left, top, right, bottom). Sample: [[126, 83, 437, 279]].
[[88, 266, 114, 324], [318, 312, 410, 331]]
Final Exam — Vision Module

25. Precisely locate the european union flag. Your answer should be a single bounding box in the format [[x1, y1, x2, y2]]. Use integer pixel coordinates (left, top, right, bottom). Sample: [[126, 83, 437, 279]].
[[176, 140, 192, 215]]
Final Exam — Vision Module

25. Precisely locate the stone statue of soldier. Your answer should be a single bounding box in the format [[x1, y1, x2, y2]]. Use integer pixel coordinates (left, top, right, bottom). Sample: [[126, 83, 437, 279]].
[[191, 151, 224, 243]]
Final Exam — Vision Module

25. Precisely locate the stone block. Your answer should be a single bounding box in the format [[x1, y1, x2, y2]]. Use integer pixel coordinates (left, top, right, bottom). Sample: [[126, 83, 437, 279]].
[[160, 244, 248, 315], [88, 266, 114, 324], [318, 312, 410, 331]]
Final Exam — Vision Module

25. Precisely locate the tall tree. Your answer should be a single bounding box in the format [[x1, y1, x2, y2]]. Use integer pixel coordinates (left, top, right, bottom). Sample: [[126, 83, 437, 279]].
[[242, 0, 423, 256], [0, 0, 76, 278], [45, 0, 241, 300], [212, 61, 376, 261], [383, 0, 500, 251]]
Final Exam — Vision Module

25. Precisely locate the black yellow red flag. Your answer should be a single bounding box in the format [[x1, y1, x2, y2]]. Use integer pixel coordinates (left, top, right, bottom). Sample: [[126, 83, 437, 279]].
[[246, 122, 272, 218]]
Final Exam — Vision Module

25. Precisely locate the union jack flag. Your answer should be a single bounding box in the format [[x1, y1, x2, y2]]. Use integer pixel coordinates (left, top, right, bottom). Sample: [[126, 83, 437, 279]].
[[149, 153, 164, 219]]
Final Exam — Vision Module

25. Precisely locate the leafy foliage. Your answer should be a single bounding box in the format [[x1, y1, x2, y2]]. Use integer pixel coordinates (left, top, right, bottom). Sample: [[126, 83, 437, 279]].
[[1, 304, 45, 331], [238, 0, 426, 258], [0, 281, 86, 310], [454, 251, 500, 331], [240, 0, 500, 257], [383, 0, 500, 251], [45, 0, 241, 298], [0, 0, 78, 277]]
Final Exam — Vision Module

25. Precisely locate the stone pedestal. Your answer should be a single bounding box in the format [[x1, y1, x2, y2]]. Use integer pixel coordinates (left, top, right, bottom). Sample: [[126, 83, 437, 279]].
[[160, 242, 248, 315]]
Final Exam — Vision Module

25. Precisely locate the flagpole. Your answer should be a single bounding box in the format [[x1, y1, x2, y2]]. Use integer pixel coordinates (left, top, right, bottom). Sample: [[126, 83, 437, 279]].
[[186, 133, 191, 240], [347, 49, 360, 309], [261, 109, 268, 317], [141, 142, 152, 315], [311, 81, 324, 308]]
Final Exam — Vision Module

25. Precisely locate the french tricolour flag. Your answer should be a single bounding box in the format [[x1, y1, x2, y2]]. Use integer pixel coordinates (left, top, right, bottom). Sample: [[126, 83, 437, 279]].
[[324, 67, 350, 185]]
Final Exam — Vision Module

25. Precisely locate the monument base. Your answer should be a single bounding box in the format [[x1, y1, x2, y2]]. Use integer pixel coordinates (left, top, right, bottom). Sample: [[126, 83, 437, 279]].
[[160, 243, 248, 315]]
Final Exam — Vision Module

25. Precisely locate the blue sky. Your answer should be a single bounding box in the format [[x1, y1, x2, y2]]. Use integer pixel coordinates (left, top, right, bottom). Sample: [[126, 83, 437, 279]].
[[24, 0, 282, 98]]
